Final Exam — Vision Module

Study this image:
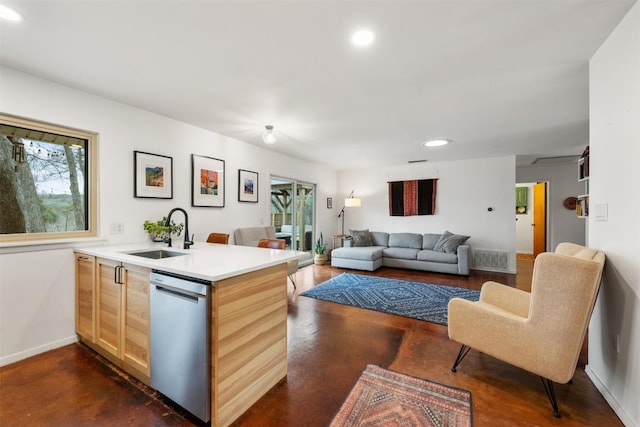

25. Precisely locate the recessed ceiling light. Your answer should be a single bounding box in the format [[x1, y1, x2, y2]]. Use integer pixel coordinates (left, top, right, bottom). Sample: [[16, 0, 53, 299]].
[[423, 139, 450, 147], [351, 30, 375, 47], [0, 4, 23, 22]]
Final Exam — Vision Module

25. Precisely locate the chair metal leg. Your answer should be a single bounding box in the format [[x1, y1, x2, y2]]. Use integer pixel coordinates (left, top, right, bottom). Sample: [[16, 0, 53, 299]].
[[451, 344, 471, 372], [288, 274, 296, 290], [540, 377, 561, 418]]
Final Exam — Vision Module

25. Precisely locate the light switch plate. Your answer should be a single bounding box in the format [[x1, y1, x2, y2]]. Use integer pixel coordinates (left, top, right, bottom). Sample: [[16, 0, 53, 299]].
[[595, 203, 608, 221]]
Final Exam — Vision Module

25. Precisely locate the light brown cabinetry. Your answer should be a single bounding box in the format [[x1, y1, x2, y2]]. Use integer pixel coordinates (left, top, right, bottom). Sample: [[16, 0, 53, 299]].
[[75, 253, 96, 342], [212, 263, 288, 427], [96, 258, 151, 381]]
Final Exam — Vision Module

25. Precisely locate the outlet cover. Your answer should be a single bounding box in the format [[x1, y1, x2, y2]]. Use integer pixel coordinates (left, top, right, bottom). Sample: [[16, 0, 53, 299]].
[[110, 223, 124, 234]]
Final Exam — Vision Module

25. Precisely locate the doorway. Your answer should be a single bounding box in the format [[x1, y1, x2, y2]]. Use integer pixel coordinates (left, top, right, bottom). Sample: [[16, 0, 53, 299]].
[[270, 177, 315, 264], [515, 182, 548, 257]]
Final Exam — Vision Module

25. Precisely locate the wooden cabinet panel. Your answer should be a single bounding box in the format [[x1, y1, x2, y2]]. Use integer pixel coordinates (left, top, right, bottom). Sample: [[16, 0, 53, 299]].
[[96, 258, 122, 359], [95, 258, 150, 378], [122, 263, 150, 376], [213, 263, 288, 427], [75, 254, 96, 342]]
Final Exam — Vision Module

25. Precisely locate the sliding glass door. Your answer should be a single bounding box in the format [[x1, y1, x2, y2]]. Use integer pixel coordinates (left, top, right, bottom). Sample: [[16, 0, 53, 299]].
[[271, 177, 315, 264]]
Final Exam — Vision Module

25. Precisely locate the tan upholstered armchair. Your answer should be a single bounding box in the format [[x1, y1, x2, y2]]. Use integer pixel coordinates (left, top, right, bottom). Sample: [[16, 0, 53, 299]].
[[448, 243, 605, 418]]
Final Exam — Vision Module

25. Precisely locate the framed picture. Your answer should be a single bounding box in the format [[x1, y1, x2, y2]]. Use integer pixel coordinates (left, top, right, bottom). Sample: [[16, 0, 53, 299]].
[[133, 151, 173, 199], [327, 197, 333, 209], [192, 154, 225, 207], [238, 169, 258, 203]]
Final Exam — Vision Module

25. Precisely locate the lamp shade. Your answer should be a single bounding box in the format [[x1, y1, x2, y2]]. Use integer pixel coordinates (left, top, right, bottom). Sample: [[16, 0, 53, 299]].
[[344, 197, 361, 208]]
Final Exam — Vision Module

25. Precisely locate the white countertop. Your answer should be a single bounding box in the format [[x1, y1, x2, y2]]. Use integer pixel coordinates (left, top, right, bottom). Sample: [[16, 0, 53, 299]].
[[75, 242, 307, 282]]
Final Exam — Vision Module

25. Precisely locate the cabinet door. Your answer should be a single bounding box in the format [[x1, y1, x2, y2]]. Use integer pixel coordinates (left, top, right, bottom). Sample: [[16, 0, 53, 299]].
[[96, 258, 122, 359], [75, 253, 96, 342], [122, 263, 151, 376]]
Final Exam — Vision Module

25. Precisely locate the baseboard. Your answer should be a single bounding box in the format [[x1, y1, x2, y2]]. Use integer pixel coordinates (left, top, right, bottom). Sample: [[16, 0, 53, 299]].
[[0, 335, 78, 367], [585, 364, 637, 427]]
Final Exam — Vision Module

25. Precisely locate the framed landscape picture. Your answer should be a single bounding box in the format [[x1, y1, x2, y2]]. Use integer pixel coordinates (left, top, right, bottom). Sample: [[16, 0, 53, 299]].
[[192, 154, 225, 207], [238, 169, 258, 203], [133, 151, 173, 199]]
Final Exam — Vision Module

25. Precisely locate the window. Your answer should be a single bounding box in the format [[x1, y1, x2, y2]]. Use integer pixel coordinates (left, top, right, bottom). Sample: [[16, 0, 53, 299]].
[[0, 114, 97, 242]]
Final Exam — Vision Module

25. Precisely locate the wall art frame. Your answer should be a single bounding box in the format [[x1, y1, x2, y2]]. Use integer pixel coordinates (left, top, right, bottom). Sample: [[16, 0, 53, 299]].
[[238, 169, 258, 203], [192, 154, 225, 207], [133, 150, 173, 199]]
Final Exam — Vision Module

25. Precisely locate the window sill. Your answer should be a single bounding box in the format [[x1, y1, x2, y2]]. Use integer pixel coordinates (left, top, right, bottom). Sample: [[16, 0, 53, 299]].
[[0, 237, 108, 255]]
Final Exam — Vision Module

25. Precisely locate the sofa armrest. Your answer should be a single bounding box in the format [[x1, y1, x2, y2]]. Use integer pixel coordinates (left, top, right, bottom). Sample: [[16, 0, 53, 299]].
[[457, 245, 470, 275]]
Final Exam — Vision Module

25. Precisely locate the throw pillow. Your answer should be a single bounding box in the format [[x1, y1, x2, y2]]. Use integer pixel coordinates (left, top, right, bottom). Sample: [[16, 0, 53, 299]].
[[433, 230, 470, 254], [350, 229, 373, 247]]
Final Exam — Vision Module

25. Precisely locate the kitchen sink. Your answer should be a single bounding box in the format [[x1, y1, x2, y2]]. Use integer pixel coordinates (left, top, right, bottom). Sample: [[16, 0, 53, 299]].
[[125, 249, 188, 259]]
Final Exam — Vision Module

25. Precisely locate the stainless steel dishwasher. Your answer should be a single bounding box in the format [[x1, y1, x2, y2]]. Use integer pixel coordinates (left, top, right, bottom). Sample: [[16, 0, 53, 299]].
[[150, 270, 211, 422]]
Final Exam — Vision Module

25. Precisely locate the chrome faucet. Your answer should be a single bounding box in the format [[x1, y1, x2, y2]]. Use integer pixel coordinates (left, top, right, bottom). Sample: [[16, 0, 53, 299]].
[[164, 207, 194, 249]]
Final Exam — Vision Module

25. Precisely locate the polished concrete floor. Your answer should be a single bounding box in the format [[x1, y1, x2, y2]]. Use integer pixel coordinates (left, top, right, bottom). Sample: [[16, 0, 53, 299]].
[[0, 262, 622, 426]]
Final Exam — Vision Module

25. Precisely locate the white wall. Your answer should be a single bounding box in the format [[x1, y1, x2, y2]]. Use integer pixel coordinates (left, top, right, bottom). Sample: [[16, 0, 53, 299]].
[[517, 162, 587, 250], [0, 67, 338, 364], [337, 156, 517, 272], [588, 3, 640, 427]]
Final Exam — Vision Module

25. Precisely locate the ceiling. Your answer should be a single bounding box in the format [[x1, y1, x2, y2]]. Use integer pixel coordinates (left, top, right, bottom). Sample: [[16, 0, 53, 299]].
[[0, 0, 635, 171]]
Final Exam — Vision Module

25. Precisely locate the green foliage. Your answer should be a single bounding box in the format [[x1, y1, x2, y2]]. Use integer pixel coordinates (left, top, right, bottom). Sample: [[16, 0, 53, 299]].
[[143, 217, 184, 237], [39, 194, 79, 232], [315, 232, 327, 254], [40, 203, 59, 225]]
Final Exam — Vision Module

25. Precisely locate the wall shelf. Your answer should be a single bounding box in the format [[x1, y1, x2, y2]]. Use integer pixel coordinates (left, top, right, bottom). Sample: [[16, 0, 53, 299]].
[[577, 152, 589, 218]]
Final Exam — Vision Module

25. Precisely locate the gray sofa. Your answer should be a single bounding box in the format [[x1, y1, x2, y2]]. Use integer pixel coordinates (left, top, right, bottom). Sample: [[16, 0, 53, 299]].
[[331, 230, 470, 275]]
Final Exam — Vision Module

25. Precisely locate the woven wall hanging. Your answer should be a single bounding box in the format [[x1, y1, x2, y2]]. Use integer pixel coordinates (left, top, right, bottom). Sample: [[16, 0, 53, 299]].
[[388, 179, 438, 216]]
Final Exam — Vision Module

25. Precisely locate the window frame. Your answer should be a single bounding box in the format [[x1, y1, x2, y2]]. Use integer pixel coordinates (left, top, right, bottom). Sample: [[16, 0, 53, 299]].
[[0, 113, 98, 243]]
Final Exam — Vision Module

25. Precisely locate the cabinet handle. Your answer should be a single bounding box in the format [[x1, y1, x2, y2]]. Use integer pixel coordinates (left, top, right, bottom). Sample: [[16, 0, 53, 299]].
[[114, 265, 125, 285]]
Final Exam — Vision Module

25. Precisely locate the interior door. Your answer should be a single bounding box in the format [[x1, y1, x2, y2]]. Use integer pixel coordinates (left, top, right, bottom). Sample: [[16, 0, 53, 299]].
[[533, 182, 547, 256]]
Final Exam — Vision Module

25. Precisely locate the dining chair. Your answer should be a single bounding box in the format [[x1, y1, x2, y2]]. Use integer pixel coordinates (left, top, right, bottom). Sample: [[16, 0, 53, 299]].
[[206, 232, 230, 244], [257, 238, 297, 289]]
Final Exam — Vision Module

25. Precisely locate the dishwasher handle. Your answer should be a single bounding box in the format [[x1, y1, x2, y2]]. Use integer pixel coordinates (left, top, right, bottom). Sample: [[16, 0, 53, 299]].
[[152, 282, 207, 301], [154, 285, 203, 302]]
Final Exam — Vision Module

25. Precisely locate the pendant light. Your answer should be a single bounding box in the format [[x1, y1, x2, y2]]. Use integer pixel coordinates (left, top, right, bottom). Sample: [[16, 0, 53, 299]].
[[262, 125, 276, 144]]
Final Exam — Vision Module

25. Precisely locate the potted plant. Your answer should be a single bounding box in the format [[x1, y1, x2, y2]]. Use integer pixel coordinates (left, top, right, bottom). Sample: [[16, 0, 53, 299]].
[[143, 217, 184, 242], [314, 232, 327, 265]]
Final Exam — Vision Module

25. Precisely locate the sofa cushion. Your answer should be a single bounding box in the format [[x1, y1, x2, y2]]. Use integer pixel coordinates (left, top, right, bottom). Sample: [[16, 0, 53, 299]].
[[433, 231, 470, 254], [332, 246, 384, 261], [388, 233, 422, 249], [370, 231, 389, 247], [383, 247, 420, 260], [350, 229, 373, 247], [422, 233, 442, 250], [417, 249, 459, 264]]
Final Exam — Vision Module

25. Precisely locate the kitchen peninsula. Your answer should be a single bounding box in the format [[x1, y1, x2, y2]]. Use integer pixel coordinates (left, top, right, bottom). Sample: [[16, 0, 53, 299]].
[[74, 242, 303, 426]]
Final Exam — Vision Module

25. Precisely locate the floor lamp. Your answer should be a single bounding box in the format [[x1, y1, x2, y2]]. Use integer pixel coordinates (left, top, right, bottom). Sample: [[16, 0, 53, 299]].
[[338, 191, 362, 237]]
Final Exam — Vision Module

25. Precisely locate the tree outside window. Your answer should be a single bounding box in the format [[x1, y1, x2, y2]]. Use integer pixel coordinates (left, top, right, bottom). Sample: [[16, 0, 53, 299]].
[[0, 114, 97, 241]]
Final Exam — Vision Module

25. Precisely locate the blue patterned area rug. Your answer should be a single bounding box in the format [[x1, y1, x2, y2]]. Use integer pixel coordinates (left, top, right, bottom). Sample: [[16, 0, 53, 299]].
[[300, 273, 480, 325]]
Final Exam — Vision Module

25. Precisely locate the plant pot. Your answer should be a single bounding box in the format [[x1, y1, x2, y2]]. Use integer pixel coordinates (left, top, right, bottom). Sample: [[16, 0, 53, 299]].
[[314, 253, 327, 265], [150, 231, 169, 242]]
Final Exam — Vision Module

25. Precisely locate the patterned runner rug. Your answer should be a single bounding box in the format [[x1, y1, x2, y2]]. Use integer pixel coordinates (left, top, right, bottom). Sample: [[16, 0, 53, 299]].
[[300, 273, 480, 325], [331, 364, 472, 427]]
